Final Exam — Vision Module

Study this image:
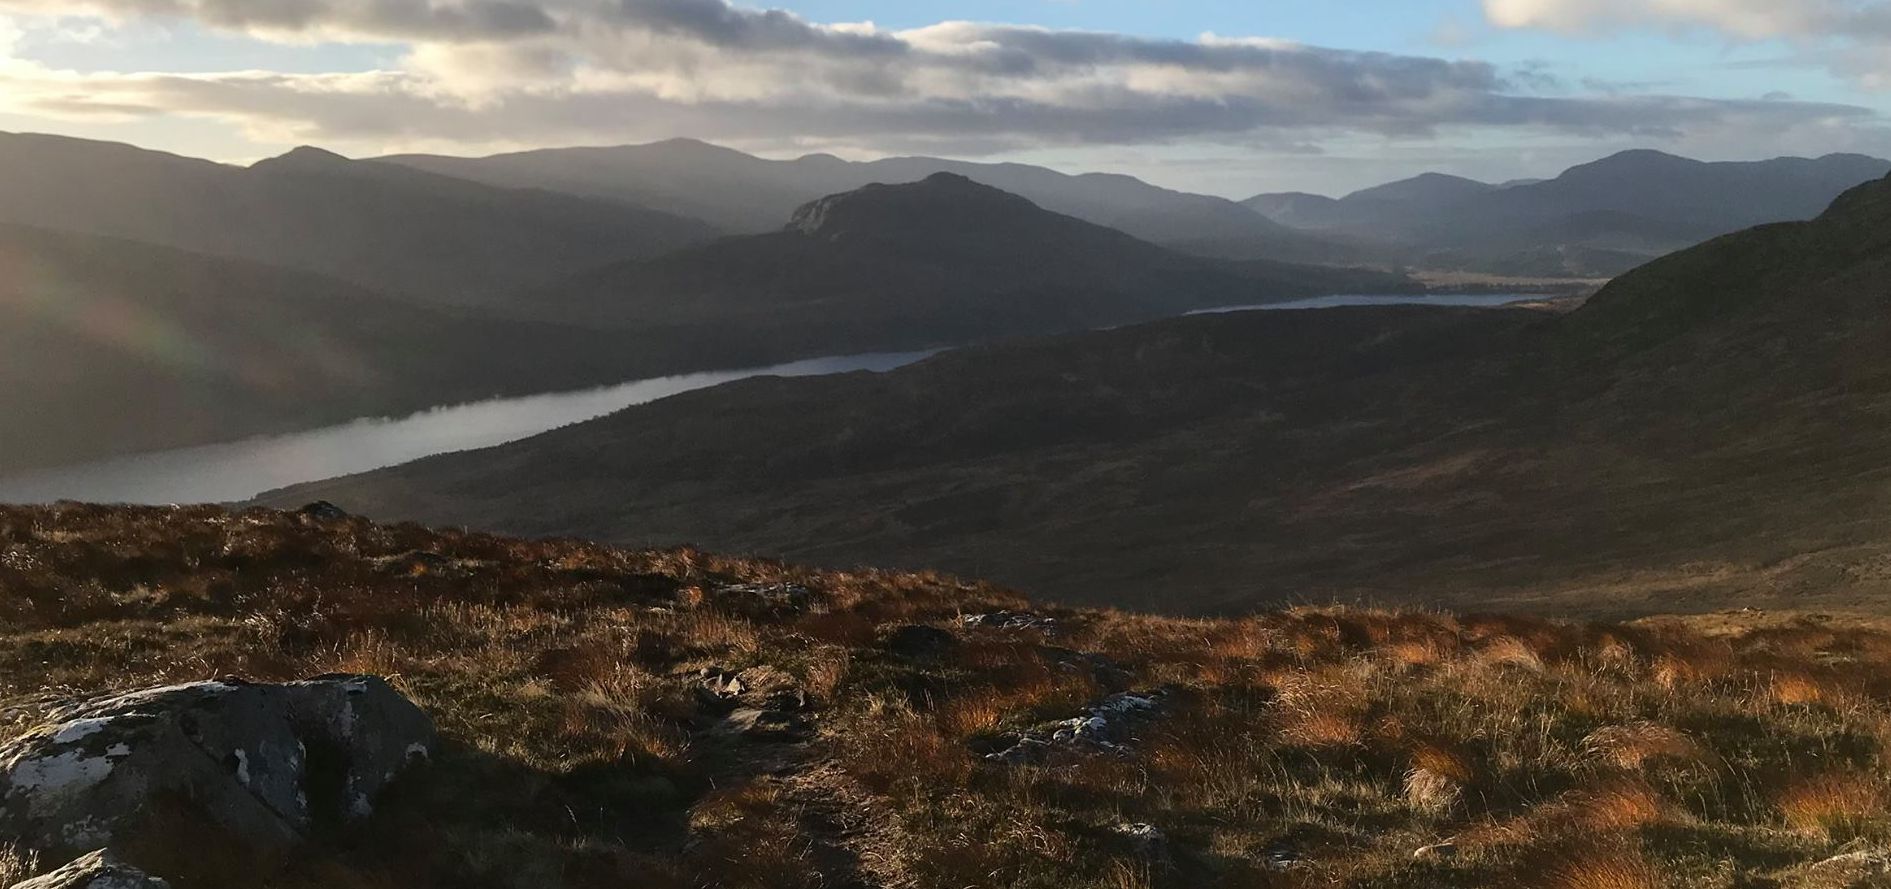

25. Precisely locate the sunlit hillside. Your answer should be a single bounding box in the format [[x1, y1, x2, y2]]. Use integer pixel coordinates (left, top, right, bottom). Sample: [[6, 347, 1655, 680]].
[[4, 505, 1889, 888]]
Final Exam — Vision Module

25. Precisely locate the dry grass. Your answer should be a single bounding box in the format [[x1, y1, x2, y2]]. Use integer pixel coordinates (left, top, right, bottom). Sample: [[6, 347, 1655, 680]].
[[5, 505, 1891, 889], [1776, 773, 1890, 839], [1533, 843, 1666, 889], [0, 845, 36, 887], [1582, 723, 1706, 770]]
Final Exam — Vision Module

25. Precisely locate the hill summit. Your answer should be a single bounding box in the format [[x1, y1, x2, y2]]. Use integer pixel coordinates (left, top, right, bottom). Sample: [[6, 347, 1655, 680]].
[[787, 172, 1042, 242]]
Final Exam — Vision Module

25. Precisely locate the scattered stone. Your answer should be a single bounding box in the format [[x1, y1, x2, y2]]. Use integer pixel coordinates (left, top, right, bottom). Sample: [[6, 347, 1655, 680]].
[[961, 611, 1058, 632], [8, 850, 168, 889], [0, 676, 436, 861], [984, 691, 1166, 765], [711, 583, 814, 615], [883, 625, 957, 659], [294, 502, 349, 522]]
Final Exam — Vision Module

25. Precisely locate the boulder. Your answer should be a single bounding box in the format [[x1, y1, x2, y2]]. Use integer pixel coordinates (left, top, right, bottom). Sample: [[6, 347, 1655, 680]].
[[0, 676, 435, 860], [8, 850, 168, 889]]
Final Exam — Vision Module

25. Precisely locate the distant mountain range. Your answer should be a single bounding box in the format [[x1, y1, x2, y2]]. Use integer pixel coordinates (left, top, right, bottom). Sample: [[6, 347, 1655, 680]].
[[1241, 150, 1891, 277], [381, 138, 1353, 266], [0, 133, 719, 306], [273, 168, 1891, 616]]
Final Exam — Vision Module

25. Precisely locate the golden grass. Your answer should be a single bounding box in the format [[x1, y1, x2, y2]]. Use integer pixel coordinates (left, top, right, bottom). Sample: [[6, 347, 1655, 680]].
[[1582, 723, 1706, 770], [1533, 844, 1666, 889], [1776, 773, 1890, 839], [8, 505, 1891, 889]]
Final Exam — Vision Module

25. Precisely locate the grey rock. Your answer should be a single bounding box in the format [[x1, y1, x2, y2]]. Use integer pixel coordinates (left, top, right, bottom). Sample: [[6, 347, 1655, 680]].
[[0, 676, 435, 860], [8, 850, 168, 889], [985, 691, 1166, 765], [962, 611, 1057, 632]]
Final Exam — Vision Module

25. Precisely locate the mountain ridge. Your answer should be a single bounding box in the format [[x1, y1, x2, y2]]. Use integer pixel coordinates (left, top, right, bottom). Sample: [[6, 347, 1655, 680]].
[[0, 132, 722, 306], [377, 138, 1356, 265], [1240, 148, 1891, 277]]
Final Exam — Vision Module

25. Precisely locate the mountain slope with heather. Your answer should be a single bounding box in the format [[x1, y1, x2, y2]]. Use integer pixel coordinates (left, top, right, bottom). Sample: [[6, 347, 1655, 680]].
[[273, 170, 1891, 616], [0, 133, 719, 306], [4, 504, 1890, 889]]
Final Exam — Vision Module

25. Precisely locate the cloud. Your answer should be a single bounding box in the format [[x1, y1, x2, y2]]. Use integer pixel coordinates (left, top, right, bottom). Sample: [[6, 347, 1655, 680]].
[[1483, 0, 1891, 88], [1482, 0, 1855, 38], [0, 0, 1877, 159]]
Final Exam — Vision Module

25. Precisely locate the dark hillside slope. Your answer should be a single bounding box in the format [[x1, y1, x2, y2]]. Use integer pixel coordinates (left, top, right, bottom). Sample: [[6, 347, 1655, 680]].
[[0, 226, 750, 474], [543, 173, 1412, 352], [273, 171, 1891, 616]]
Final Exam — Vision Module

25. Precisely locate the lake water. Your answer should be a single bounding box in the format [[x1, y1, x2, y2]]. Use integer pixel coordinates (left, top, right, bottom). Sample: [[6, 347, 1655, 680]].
[[0, 351, 933, 506], [1187, 292, 1539, 314], [0, 293, 1538, 506]]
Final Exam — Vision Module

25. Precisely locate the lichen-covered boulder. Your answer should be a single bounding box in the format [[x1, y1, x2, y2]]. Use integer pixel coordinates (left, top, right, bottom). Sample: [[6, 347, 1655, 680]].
[[7, 850, 168, 889], [0, 677, 436, 860]]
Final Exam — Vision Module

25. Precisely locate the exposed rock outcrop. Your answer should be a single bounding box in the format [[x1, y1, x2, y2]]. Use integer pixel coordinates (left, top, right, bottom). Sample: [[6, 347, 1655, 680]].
[[984, 690, 1167, 765], [0, 677, 435, 860], [7, 850, 167, 889]]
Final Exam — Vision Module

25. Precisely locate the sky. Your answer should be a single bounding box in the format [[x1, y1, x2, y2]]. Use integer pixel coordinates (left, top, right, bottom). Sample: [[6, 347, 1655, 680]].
[[0, 0, 1887, 196]]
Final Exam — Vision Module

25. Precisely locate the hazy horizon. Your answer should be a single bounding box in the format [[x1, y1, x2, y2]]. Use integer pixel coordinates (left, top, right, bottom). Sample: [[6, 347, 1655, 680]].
[[2, 0, 1889, 196]]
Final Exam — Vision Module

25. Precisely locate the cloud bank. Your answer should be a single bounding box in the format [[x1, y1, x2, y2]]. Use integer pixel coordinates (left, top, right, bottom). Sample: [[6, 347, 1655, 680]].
[[0, 0, 1876, 158], [1484, 0, 1891, 89]]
